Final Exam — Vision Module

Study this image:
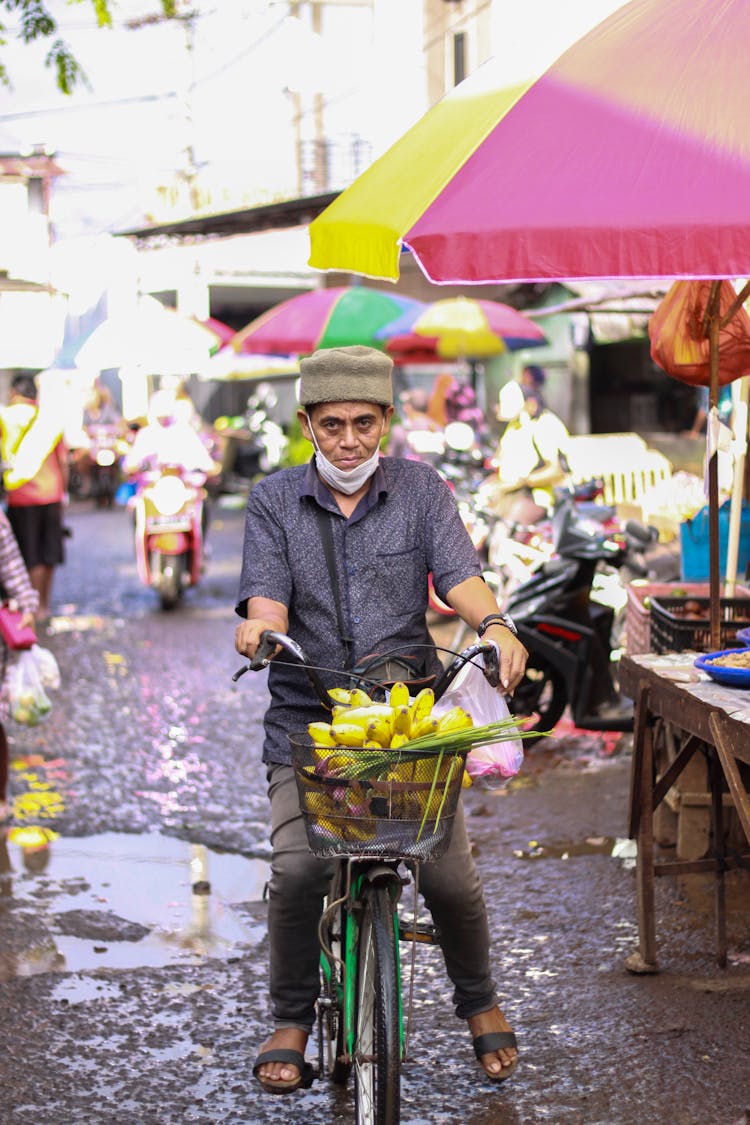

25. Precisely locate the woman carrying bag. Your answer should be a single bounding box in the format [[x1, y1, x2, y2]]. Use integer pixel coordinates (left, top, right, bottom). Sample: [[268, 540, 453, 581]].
[[0, 508, 39, 822]]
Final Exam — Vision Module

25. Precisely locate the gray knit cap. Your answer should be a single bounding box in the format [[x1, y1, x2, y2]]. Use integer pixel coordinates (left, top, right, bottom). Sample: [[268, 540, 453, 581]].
[[298, 345, 393, 407]]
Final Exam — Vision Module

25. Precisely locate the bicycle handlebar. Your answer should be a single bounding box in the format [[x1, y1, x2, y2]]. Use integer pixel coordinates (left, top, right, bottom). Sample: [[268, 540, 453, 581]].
[[432, 639, 500, 696], [233, 631, 501, 704], [232, 630, 331, 706]]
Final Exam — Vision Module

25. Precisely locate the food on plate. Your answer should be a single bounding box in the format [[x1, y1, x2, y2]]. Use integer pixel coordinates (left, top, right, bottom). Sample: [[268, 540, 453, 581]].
[[704, 650, 750, 668]]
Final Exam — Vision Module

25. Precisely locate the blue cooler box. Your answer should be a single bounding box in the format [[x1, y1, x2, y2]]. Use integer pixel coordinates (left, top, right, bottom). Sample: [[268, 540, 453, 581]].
[[680, 500, 750, 581]]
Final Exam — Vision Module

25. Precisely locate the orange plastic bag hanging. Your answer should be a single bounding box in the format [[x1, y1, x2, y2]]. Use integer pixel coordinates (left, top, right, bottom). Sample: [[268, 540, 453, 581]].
[[648, 280, 750, 386]]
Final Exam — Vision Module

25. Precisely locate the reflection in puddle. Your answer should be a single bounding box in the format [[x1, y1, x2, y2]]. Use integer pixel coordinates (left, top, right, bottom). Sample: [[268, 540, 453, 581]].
[[47, 613, 118, 635], [513, 835, 637, 861], [0, 831, 269, 977]]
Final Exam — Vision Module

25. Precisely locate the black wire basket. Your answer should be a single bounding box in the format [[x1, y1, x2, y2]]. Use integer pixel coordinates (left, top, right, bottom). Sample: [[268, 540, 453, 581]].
[[289, 734, 467, 861], [649, 595, 750, 653]]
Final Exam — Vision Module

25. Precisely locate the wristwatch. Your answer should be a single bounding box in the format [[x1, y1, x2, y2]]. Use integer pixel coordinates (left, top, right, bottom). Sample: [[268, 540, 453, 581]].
[[477, 612, 518, 638]]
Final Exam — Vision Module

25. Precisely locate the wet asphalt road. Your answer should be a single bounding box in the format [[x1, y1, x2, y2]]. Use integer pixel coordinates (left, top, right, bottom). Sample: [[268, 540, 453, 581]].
[[0, 497, 749, 1125]]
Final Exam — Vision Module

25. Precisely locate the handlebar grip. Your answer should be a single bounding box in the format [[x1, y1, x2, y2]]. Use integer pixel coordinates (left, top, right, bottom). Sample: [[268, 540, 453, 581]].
[[432, 639, 502, 701], [250, 630, 282, 670], [231, 631, 329, 707], [481, 641, 501, 689], [232, 628, 281, 681]]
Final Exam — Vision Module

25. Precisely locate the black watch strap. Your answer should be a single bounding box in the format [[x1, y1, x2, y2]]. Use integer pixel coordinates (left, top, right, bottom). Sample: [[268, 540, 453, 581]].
[[477, 612, 518, 638]]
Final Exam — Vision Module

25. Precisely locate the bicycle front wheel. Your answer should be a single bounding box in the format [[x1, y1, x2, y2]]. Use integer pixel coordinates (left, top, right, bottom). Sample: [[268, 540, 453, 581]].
[[354, 883, 401, 1125]]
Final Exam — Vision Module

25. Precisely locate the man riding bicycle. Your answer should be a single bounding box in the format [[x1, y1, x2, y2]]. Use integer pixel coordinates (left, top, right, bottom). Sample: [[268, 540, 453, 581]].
[[234, 345, 528, 1095]]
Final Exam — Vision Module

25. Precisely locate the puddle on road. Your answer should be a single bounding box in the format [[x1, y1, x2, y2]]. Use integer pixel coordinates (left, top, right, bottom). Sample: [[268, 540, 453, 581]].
[[513, 835, 637, 861], [0, 831, 269, 978], [46, 612, 121, 635]]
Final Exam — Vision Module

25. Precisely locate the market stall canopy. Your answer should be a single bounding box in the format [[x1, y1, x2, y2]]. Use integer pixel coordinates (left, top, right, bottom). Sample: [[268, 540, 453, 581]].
[[231, 286, 426, 356], [537, 282, 672, 345], [309, 0, 750, 286]]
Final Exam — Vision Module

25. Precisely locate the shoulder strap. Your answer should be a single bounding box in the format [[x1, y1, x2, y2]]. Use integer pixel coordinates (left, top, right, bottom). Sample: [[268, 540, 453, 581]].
[[314, 506, 354, 669]]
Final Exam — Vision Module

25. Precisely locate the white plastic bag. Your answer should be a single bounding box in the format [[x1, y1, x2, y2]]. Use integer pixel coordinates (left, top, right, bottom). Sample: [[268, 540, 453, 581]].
[[30, 644, 60, 691], [8, 646, 57, 726], [433, 651, 524, 788]]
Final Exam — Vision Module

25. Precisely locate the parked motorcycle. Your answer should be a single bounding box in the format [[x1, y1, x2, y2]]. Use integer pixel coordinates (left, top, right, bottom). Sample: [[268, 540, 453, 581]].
[[431, 472, 614, 621], [131, 466, 207, 610], [504, 498, 635, 738]]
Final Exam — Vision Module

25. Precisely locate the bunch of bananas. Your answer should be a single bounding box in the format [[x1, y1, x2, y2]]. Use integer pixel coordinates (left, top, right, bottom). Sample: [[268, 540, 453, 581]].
[[300, 683, 477, 845], [307, 682, 473, 751]]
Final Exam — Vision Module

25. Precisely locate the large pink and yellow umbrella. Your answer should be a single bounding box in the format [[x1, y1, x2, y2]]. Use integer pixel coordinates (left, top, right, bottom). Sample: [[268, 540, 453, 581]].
[[310, 0, 750, 648], [309, 0, 750, 287]]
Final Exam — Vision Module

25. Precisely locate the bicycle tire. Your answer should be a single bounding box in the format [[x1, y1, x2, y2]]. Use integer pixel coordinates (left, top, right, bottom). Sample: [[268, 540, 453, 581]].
[[354, 883, 401, 1125]]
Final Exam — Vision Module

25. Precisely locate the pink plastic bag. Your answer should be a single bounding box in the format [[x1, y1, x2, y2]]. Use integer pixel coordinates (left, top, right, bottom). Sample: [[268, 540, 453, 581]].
[[432, 652, 524, 788]]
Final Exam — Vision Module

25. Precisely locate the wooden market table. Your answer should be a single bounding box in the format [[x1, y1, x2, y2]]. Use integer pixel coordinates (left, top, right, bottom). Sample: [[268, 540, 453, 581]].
[[620, 651, 750, 973]]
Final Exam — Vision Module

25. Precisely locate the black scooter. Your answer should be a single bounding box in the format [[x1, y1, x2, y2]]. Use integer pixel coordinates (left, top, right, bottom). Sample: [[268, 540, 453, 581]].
[[505, 499, 635, 738]]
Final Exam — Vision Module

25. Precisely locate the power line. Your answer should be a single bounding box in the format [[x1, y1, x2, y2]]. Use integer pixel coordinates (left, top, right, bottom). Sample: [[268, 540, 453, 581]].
[[0, 92, 178, 122]]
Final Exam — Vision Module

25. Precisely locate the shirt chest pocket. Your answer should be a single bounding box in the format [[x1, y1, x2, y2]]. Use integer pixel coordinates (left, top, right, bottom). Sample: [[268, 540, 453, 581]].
[[367, 545, 426, 617]]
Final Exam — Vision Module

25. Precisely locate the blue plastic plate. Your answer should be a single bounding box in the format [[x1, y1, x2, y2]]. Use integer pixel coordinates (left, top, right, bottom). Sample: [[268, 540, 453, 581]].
[[736, 626, 750, 647], [694, 648, 750, 687]]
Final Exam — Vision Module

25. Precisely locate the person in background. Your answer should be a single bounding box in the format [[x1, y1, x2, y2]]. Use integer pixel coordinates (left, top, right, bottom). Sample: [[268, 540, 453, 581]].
[[83, 380, 122, 430], [0, 506, 39, 823], [0, 374, 68, 623], [491, 379, 571, 524], [174, 379, 204, 432], [123, 389, 220, 478], [235, 345, 527, 1095], [70, 380, 125, 497], [519, 363, 546, 395]]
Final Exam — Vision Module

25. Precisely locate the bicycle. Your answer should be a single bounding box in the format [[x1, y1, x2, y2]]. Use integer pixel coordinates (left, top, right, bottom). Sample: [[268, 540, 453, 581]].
[[234, 631, 501, 1125]]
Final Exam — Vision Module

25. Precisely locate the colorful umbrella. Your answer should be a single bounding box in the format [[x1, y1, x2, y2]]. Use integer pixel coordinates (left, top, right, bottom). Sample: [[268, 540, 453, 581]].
[[75, 296, 217, 374], [309, 0, 750, 287], [196, 316, 237, 355], [376, 296, 547, 361], [231, 286, 426, 356], [309, 0, 750, 648]]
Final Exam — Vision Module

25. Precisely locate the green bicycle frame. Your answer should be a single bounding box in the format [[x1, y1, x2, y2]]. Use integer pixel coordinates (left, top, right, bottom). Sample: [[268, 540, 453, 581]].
[[319, 866, 405, 1063]]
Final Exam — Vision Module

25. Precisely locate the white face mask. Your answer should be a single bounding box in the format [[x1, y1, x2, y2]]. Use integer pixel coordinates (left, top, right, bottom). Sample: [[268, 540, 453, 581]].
[[306, 411, 384, 495]]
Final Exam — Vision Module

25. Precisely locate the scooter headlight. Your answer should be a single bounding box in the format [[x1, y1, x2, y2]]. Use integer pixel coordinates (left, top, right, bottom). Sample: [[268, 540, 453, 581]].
[[95, 449, 116, 467], [151, 475, 188, 516]]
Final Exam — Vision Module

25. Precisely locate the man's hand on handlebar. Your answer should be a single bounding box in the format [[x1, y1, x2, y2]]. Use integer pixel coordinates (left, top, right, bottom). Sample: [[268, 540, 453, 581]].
[[235, 618, 283, 661], [235, 597, 289, 661], [483, 625, 528, 694]]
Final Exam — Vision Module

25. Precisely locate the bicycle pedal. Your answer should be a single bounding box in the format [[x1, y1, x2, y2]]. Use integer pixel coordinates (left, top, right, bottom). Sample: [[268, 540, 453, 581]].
[[398, 917, 440, 944]]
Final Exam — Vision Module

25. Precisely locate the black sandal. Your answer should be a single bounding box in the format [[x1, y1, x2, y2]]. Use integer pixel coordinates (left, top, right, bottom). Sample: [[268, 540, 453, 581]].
[[472, 1031, 519, 1083], [253, 1048, 315, 1095]]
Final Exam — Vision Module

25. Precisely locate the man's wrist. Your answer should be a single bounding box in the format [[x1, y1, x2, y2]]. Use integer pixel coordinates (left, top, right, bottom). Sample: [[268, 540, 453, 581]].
[[477, 612, 518, 638]]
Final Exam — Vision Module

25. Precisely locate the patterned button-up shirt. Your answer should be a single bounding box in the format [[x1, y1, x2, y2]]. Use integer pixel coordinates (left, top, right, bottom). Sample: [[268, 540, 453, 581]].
[[236, 457, 481, 764]]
